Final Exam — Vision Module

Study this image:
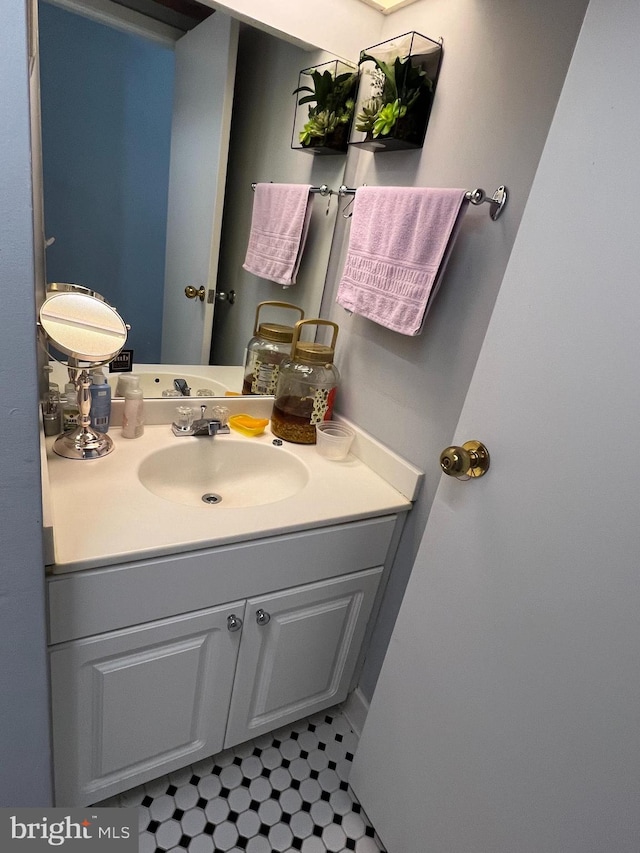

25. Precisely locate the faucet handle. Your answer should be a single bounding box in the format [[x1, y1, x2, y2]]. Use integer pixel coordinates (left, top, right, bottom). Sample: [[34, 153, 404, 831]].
[[210, 405, 230, 426], [171, 405, 195, 435], [175, 406, 194, 431]]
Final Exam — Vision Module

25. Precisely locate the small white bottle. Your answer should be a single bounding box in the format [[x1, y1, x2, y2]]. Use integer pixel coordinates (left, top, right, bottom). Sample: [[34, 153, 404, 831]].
[[121, 383, 144, 439], [115, 373, 140, 398]]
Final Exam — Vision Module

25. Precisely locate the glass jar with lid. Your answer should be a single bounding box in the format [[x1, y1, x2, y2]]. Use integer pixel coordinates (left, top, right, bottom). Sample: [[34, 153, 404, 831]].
[[271, 319, 340, 444], [242, 301, 305, 395]]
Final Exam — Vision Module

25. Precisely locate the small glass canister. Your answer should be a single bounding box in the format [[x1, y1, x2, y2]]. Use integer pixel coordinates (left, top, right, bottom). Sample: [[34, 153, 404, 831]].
[[242, 301, 305, 395], [271, 319, 340, 444]]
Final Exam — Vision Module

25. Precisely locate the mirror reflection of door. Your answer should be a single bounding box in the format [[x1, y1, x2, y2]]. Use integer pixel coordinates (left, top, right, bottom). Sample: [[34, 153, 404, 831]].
[[160, 12, 237, 364], [38, 0, 236, 364], [39, 1, 351, 377]]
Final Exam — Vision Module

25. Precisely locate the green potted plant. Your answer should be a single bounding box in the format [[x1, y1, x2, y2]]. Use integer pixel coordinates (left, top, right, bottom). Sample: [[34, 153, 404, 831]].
[[291, 60, 358, 154], [350, 32, 443, 152]]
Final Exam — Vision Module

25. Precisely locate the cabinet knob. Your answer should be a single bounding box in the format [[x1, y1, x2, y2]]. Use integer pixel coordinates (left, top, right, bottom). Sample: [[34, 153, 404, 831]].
[[227, 613, 243, 632], [256, 608, 271, 626]]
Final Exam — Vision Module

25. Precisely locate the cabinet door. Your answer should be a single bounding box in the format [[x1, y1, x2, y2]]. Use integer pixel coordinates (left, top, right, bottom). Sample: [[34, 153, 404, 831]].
[[224, 568, 382, 748], [50, 602, 244, 806]]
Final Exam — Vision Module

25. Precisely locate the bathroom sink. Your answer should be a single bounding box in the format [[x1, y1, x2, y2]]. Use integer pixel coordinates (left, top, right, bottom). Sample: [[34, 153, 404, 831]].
[[137, 439, 309, 508], [112, 373, 228, 397], [46, 419, 419, 572]]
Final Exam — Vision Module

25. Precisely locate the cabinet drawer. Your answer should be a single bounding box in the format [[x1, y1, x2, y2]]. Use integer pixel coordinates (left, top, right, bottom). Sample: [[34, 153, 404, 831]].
[[48, 516, 398, 644]]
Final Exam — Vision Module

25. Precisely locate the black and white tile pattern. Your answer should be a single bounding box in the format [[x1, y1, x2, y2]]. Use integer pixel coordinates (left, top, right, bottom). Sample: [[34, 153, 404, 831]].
[[98, 707, 385, 853]]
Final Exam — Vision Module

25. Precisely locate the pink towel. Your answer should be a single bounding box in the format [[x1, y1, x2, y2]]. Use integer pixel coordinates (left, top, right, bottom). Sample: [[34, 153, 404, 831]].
[[336, 186, 468, 335], [243, 183, 313, 285]]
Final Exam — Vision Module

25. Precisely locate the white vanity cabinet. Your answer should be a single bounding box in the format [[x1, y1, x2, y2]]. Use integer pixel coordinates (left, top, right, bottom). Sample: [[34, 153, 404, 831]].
[[47, 517, 398, 806]]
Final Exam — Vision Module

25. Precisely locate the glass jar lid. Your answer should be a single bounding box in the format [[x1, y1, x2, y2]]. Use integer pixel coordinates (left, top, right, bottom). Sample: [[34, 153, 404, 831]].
[[292, 342, 335, 365], [290, 319, 339, 365], [253, 301, 304, 340], [256, 321, 295, 343]]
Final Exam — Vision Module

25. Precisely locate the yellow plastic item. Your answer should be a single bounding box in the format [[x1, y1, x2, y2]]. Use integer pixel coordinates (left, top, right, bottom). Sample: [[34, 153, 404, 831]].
[[225, 391, 242, 396], [228, 414, 270, 437]]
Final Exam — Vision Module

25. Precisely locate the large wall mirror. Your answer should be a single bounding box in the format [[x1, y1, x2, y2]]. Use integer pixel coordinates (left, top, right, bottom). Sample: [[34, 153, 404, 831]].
[[38, 0, 353, 394]]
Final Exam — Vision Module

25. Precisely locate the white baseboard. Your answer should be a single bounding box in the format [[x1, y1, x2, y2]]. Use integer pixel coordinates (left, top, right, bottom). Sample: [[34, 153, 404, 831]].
[[342, 688, 370, 737]]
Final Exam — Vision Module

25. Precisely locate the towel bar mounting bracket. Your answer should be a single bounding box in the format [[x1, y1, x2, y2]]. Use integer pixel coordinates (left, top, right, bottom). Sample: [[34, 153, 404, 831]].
[[467, 185, 508, 220]]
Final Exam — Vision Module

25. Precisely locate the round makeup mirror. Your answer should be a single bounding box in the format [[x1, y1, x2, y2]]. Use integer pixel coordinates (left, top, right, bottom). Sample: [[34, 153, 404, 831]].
[[39, 285, 128, 459]]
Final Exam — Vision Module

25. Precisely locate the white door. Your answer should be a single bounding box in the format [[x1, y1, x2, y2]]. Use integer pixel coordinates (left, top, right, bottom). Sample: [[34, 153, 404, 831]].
[[224, 568, 382, 748], [161, 12, 238, 364], [350, 2, 640, 851]]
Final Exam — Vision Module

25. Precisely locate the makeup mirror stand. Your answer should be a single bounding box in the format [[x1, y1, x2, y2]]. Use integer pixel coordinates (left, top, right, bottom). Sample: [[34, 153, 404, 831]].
[[39, 285, 129, 460], [54, 361, 113, 460]]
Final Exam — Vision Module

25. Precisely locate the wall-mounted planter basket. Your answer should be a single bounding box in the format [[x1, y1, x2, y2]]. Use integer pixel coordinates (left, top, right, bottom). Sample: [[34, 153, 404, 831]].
[[349, 31, 443, 153], [291, 59, 358, 155]]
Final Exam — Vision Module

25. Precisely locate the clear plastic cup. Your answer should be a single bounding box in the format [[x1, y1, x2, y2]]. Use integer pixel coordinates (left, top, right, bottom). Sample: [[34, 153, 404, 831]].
[[315, 421, 355, 461]]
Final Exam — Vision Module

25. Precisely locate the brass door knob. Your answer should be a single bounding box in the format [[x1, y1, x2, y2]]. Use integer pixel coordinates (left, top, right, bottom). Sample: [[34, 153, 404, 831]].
[[440, 441, 490, 479], [185, 285, 206, 301]]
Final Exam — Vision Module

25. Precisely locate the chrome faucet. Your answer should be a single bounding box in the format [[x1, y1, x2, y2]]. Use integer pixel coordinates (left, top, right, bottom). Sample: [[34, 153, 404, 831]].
[[173, 378, 191, 396], [171, 404, 230, 437]]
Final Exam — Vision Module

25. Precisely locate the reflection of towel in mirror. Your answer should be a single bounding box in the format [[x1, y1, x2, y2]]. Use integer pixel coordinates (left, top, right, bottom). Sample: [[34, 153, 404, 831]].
[[243, 183, 313, 285], [336, 186, 468, 335]]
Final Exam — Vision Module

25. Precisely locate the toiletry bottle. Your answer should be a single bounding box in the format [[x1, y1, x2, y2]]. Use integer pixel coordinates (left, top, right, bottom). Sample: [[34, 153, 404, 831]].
[[41, 367, 62, 436], [42, 388, 62, 436], [115, 373, 140, 398], [89, 368, 112, 433], [43, 365, 57, 399], [122, 382, 144, 439], [62, 381, 80, 432]]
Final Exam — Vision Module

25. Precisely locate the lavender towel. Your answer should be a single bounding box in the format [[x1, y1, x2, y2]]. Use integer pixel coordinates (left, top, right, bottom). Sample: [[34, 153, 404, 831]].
[[336, 186, 468, 335], [243, 183, 313, 285]]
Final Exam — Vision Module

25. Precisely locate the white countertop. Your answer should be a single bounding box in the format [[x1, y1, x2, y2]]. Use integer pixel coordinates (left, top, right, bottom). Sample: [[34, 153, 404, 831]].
[[45, 411, 422, 574]]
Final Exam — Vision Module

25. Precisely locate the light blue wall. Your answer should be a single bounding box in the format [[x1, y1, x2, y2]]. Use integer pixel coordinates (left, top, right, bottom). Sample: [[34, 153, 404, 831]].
[[321, 0, 589, 700], [39, 3, 175, 362], [0, 2, 52, 807]]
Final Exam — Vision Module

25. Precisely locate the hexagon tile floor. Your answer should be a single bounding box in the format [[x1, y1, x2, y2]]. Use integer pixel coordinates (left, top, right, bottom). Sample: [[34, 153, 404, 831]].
[[96, 706, 386, 853]]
